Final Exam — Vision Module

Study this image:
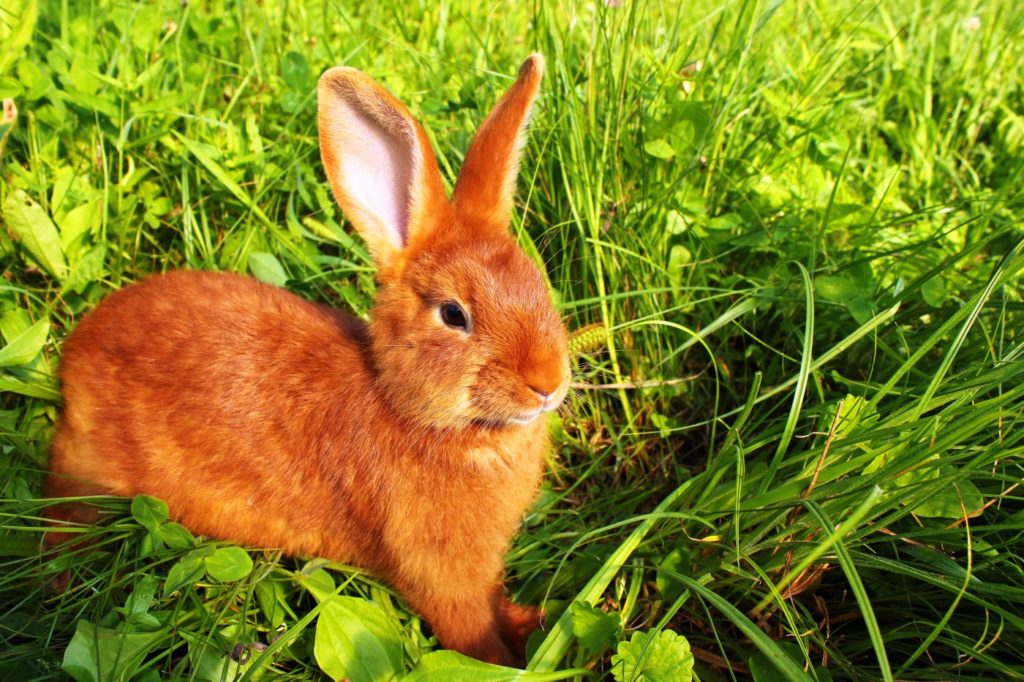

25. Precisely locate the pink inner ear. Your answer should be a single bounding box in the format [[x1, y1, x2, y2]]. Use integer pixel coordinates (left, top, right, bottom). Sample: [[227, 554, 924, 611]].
[[330, 96, 413, 248]]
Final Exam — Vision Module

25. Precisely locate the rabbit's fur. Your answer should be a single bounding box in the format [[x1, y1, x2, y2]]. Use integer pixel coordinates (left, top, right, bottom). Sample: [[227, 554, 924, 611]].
[[45, 55, 568, 665]]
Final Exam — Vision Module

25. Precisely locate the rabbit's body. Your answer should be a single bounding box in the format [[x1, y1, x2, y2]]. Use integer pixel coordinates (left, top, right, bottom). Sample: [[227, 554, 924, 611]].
[[48, 269, 549, 659], [47, 55, 565, 665]]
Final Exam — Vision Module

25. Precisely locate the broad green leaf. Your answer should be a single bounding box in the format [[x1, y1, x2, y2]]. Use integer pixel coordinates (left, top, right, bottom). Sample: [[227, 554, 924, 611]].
[[670, 101, 710, 153], [162, 554, 206, 598], [204, 546, 253, 582], [18, 62, 53, 97], [0, 318, 48, 367], [921, 277, 947, 307], [63, 245, 106, 294], [248, 251, 288, 287], [130, 495, 168, 533], [59, 198, 100, 259], [846, 295, 875, 324], [611, 629, 694, 682], [883, 455, 985, 519], [569, 601, 620, 656], [65, 53, 103, 96], [654, 547, 688, 603], [650, 413, 683, 438], [49, 165, 76, 216], [0, 307, 32, 341], [0, 374, 60, 400], [665, 210, 688, 235], [156, 522, 195, 550], [62, 619, 164, 682], [124, 576, 158, 617], [406, 650, 584, 681], [0, 76, 22, 99], [255, 579, 288, 628], [121, 577, 162, 632], [245, 112, 264, 155], [911, 475, 984, 519], [127, 3, 161, 51], [4, 189, 67, 279], [313, 596, 403, 682], [281, 89, 304, 113], [828, 394, 876, 438], [281, 51, 311, 91], [815, 276, 858, 302], [643, 138, 675, 159], [667, 244, 691, 287], [296, 566, 337, 602]]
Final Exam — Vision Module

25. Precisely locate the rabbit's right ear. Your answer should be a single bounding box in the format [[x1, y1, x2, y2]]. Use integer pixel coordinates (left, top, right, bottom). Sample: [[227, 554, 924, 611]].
[[318, 68, 449, 269]]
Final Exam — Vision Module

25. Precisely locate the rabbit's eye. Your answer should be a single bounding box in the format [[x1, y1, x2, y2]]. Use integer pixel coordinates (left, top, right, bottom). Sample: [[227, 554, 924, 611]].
[[440, 302, 469, 330]]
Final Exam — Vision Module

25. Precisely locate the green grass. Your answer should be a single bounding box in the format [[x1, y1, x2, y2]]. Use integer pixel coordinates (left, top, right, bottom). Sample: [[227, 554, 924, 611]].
[[2, 0, 1024, 679]]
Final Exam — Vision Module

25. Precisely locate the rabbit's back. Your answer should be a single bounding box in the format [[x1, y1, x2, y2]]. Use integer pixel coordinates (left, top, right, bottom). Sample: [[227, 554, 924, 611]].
[[49, 270, 382, 558]]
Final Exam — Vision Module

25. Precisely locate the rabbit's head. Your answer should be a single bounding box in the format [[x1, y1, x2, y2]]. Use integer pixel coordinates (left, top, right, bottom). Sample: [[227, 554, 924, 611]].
[[318, 56, 569, 430]]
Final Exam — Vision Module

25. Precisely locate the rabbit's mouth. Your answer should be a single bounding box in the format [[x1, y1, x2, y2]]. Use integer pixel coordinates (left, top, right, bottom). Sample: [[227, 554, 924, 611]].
[[506, 389, 566, 426], [508, 409, 542, 426], [466, 368, 570, 428]]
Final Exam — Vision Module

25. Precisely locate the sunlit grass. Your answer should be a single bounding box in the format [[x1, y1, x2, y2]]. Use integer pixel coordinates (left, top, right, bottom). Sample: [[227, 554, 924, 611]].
[[2, 0, 1023, 679]]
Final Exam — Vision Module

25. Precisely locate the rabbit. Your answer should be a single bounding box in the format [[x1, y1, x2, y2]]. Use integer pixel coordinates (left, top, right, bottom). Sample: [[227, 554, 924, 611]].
[[44, 54, 569, 666]]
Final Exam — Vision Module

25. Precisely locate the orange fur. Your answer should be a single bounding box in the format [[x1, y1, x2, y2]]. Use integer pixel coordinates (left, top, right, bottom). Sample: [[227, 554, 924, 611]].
[[453, 55, 544, 230], [45, 55, 566, 667]]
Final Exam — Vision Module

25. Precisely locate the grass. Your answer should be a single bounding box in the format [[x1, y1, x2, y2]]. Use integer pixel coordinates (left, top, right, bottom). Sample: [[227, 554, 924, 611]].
[[2, 0, 1024, 679]]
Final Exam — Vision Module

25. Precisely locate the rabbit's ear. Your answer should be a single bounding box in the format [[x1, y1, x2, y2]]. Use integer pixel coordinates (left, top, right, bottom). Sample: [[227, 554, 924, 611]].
[[452, 54, 544, 232], [318, 68, 449, 268]]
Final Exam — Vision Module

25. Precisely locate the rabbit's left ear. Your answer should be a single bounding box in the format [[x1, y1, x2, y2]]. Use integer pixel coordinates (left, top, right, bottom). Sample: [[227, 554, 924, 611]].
[[452, 54, 544, 232]]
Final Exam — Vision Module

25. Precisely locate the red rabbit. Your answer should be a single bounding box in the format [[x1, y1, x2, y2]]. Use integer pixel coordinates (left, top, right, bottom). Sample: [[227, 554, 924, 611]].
[[45, 54, 568, 666]]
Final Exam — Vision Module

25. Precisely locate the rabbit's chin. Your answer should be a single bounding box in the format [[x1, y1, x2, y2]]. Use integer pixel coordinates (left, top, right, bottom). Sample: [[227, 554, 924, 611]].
[[467, 402, 566, 429]]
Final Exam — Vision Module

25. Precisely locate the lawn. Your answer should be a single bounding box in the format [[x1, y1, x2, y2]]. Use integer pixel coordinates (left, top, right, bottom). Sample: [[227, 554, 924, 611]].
[[2, 0, 1023, 679]]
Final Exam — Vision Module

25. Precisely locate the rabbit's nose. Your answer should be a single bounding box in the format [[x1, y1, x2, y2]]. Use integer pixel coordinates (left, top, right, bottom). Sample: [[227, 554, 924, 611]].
[[522, 368, 564, 400], [520, 342, 569, 402], [529, 383, 568, 412], [530, 386, 552, 398]]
